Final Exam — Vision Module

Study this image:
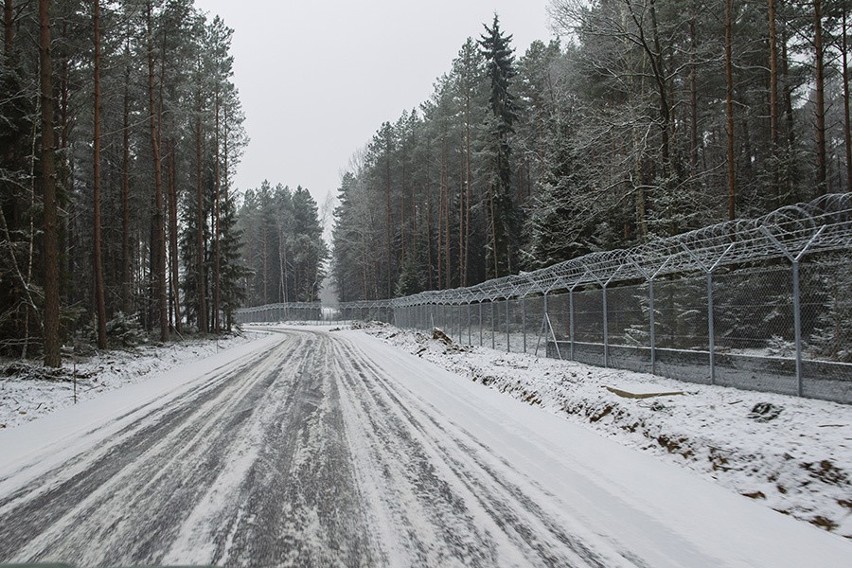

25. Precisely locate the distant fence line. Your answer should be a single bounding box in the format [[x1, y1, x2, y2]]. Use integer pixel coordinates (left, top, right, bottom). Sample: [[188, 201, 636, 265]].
[[236, 194, 852, 404]]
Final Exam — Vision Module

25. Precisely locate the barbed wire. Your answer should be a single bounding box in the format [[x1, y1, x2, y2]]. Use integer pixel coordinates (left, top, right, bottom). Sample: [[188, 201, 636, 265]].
[[392, 193, 852, 307], [236, 193, 852, 316]]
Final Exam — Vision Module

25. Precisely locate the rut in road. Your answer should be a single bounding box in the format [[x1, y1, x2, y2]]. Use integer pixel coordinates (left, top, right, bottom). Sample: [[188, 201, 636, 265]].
[[0, 330, 639, 567]]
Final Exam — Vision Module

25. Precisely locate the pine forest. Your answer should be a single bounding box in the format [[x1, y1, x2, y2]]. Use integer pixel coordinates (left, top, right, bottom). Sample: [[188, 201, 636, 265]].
[[2, 0, 852, 366], [0, 0, 327, 366], [332, 2, 852, 301]]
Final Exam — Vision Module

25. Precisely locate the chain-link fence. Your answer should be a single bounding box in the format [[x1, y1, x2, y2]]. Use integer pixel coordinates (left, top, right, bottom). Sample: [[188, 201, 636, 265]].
[[237, 194, 852, 404]]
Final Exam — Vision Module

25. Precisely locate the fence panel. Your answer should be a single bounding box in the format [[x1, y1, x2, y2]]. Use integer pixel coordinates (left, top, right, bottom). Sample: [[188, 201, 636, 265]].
[[237, 194, 852, 403]]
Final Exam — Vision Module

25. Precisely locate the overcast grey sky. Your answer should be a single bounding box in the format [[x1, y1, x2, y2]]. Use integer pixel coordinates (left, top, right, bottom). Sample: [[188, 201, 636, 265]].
[[193, 0, 554, 211]]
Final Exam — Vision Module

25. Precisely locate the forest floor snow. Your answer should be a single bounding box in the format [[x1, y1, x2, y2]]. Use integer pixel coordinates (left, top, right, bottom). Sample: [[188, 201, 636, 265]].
[[0, 331, 263, 430], [357, 321, 852, 539]]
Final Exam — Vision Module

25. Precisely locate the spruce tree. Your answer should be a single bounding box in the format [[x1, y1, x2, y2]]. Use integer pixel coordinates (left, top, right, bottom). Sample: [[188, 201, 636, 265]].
[[479, 14, 519, 279]]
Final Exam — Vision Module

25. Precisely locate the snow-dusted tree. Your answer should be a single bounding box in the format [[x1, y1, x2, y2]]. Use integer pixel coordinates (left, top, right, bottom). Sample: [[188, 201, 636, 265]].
[[479, 14, 519, 279]]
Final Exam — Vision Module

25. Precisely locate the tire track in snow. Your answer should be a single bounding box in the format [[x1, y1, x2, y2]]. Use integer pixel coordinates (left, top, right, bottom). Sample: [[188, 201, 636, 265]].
[[1, 328, 660, 567], [0, 332, 310, 565], [192, 331, 377, 567], [332, 336, 634, 567]]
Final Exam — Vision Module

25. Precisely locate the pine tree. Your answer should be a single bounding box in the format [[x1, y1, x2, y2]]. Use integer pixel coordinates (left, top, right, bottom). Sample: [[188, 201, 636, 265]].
[[479, 14, 519, 279], [40, 0, 61, 367]]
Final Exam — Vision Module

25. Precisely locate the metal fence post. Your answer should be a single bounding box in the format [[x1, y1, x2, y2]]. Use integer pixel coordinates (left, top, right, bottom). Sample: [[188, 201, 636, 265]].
[[467, 303, 472, 346], [707, 272, 715, 385], [792, 260, 803, 397], [521, 298, 527, 353], [491, 301, 496, 350], [479, 302, 483, 346], [602, 284, 609, 368], [543, 293, 550, 355], [569, 287, 575, 361], [506, 300, 510, 352], [649, 279, 657, 375]]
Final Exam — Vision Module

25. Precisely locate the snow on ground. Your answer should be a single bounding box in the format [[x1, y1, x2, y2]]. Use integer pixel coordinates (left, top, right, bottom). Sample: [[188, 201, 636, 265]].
[[0, 331, 264, 430], [358, 321, 852, 539], [1, 325, 849, 566]]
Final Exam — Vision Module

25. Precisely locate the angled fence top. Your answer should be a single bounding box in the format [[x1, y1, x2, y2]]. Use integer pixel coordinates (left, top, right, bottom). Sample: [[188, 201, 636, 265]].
[[391, 193, 852, 307]]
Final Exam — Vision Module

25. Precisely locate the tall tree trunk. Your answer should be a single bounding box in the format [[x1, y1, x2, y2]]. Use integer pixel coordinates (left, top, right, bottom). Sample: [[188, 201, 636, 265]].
[[648, 0, 670, 176], [213, 90, 221, 332], [195, 92, 207, 333], [39, 0, 60, 367], [167, 139, 181, 333], [781, 23, 796, 156], [121, 45, 132, 316], [463, 103, 473, 288], [146, 1, 167, 342], [814, 0, 827, 193], [223, 109, 231, 326], [457, 137, 465, 288], [725, 0, 736, 220], [768, 0, 780, 203], [278, 226, 287, 302], [426, 143, 435, 291], [689, 14, 699, 173], [843, 9, 852, 192], [436, 156, 444, 290], [442, 142, 450, 289], [768, 0, 779, 150], [92, 0, 107, 349], [4, 0, 12, 56], [384, 137, 392, 298]]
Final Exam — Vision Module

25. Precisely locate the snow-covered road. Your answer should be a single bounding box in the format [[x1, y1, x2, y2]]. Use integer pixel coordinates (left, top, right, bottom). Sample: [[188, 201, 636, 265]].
[[0, 328, 848, 567]]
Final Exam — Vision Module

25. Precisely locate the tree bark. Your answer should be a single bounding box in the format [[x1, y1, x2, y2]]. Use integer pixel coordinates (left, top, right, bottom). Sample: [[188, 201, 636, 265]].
[[842, 10, 852, 192], [4, 0, 12, 57], [167, 138, 181, 333], [146, 1, 168, 342], [689, 14, 698, 173], [647, 0, 670, 175], [39, 0, 60, 367], [92, 0, 107, 349], [814, 0, 827, 193], [213, 89, 221, 332], [384, 129, 393, 298], [121, 43, 132, 316], [195, 89, 208, 334], [768, 0, 779, 151], [725, 0, 736, 220]]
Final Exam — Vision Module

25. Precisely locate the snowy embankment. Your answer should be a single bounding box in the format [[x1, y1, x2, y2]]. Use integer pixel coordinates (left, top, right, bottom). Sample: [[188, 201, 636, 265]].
[[0, 331, 264, 430], [359, 322, 852, 539]]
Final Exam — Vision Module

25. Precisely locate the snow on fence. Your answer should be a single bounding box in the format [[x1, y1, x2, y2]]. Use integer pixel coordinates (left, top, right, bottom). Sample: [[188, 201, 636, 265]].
[[236, 193, 852, 404]]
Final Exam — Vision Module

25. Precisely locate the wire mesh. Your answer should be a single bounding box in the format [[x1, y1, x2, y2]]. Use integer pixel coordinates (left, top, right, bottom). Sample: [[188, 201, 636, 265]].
[[237, 194, 852, 403]]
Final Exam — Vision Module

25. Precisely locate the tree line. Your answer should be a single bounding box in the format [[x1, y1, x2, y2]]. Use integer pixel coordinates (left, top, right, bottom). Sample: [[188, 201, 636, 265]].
[[1, 0, 246, 367], [236, 181, 328, 307], [332, 2, 852, 302]]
